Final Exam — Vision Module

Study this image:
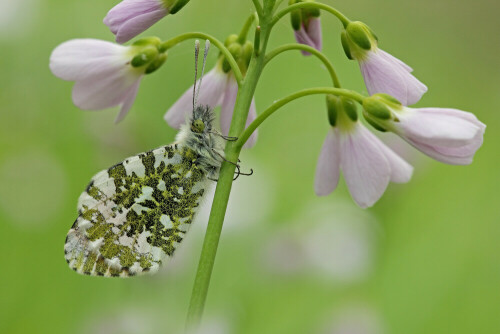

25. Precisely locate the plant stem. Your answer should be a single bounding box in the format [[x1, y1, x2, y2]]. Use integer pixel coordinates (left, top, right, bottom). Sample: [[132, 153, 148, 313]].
[[251, 0, 263, 16], [160, 32, 243, 85], [238, 13, 257, 44], [271, 2, 351, 28], [265, 43, 342, 88], [185, 1, 276, 330], [235, 87, 365, 148]]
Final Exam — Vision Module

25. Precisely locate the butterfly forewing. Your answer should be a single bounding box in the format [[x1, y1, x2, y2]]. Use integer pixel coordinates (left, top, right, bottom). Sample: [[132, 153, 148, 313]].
[[65, 144, 209, 277]]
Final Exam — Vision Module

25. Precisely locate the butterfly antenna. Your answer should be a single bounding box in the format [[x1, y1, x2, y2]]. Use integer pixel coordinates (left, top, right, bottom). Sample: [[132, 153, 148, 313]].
[[193, 40, 200, 110], [195, 40, 210, 106]]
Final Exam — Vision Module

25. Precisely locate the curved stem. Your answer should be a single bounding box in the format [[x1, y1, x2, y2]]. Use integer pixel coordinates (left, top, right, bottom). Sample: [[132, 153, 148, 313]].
[[265, 43, 341, 88], [252, 0, 263, 16], [235, 87, 365, 149], [271, 2, 351, 28], [160, 32, 243, 85], [238, 13, 257, 44]]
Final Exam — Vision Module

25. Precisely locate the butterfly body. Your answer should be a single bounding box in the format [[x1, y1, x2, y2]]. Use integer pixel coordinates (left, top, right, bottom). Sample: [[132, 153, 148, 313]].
[[65, 106, 224, 277]]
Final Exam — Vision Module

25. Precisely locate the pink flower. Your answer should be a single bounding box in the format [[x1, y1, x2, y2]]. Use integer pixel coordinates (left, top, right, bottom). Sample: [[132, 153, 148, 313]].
[[359, 49, 428, 106], [342, 21, 427, 106], [390, 107, 485, 165], [104, 0, 168, 44], [50, 39, 144, 123], [294, 17, 322, 56], [362, 95, 486, 165], [164, 66, 258, 148], [315, 122, 413, 208]]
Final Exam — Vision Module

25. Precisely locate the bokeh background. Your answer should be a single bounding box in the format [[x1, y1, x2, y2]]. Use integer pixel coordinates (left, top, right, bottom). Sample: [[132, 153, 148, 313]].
[[1, 0, 499, 333]]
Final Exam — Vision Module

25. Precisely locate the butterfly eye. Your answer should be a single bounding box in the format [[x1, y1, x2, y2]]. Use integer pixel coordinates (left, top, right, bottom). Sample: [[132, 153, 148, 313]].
[[191, 119, 205, 133]]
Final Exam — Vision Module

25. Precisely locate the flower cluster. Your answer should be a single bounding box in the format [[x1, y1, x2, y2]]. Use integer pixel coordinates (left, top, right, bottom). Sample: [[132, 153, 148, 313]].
[[314, 21, 484, 208], [49, 0, 485, 209]]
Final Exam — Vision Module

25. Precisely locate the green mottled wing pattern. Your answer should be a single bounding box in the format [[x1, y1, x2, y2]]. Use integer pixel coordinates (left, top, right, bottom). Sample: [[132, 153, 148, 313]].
[[64, 144, 208, 277]]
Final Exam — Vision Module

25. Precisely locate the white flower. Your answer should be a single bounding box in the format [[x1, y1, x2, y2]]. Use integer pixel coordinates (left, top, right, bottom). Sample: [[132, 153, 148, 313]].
[[293, 17, 322, 56], [359, 49, 428, 106], [389, 107, 485, 165], [164, 66, 258, 148], [104, 0, 169, 44], [50, 39, 146, 123], [315, 122, 413, 208]]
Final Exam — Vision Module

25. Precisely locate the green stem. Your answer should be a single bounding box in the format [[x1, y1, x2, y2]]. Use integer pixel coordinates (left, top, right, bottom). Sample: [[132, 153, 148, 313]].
[[185, 1, 275, 330], [238, 13, 257, 44], [160, 32, 243, 85], [271, 2, 351, 28], [251, 0, 263, 16], [265, 43, 341, 88], [235, 87, 365, 149]]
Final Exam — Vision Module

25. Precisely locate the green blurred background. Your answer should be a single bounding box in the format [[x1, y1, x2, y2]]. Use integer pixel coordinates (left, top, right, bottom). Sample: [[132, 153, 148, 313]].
[[1, 0, 499, 333]]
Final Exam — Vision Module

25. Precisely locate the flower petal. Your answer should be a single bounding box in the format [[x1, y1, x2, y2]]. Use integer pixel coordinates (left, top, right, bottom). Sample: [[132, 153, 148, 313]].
[[340, 124, 391, 208], [164, 68, 227, 129], [220, 75, 239, 136], [293, 18, 322, 56], [104, 0, 167, 43], [50, 39, 128, 81], [374, 135, 413, 183], [115, 77, 142, 123], [72, 67, 142, 110], [115, 9, 167, 44], [243, 99, 258, 149], [396, 108, 482, 147], [315, 129, 340, 196], [360, 49, 427, 106]]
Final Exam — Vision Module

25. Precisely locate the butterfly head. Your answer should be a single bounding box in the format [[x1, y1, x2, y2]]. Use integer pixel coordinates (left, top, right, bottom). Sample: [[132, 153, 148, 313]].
[[190, 105, 215, 134]]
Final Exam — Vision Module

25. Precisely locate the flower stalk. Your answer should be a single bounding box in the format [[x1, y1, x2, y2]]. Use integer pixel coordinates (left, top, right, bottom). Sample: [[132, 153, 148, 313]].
[[185, 0, 276, 329]]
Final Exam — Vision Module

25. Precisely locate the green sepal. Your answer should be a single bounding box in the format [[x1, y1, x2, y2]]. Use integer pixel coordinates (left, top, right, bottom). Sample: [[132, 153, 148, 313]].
[[132, 37, 161, 47], [326, 95, 340, 127], [222, 59, 231, 73], [365, 116, 387, 132], [341, 31, 353, 60], [169, 0, 190, 14], [145, 53, 168, 74], [346, 22, 372, 50], [373, 93, 402, 108], [362, 97, 392, 120], [131, 47, 159, 67], [290, 10, 302, 30], [342, 97, 358, 121], [303, 0, 320, 17]]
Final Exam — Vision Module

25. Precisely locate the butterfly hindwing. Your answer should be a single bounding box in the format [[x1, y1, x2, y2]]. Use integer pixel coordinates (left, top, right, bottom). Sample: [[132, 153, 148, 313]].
[[65, 144, 209, 277]]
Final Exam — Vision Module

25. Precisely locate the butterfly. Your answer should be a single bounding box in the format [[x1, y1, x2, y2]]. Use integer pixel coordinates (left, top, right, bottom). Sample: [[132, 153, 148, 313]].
[[64, 40, 249, 277]]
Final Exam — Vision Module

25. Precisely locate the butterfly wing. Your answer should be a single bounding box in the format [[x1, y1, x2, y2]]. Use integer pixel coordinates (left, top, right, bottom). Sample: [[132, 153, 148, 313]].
[[65, 144, 209, 277]]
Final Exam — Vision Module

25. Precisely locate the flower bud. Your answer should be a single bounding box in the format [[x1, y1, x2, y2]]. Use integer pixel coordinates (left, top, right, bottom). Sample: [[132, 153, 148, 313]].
[[131, 47, 159, 67], [224, 34, 238, 47], [242, 41, 254, 68]]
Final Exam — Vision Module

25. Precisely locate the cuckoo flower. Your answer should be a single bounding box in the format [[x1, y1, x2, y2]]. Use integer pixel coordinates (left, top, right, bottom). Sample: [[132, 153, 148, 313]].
[[50, 38, 167, 123], [165, 65, 258, 148], [315, 96, 413, 208], [342, 21, 427, 106], [104, 0, 190, 44], [290, 1, 322, 55], [293, 18, 322, 55], [363, 94, 486, 165]]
